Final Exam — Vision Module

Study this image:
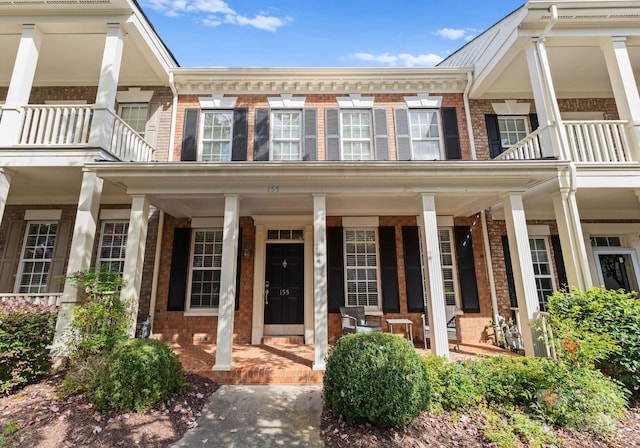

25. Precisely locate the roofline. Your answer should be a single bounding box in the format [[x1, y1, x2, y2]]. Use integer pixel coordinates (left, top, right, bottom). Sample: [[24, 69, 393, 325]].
[[131, 0, 180, 67], [170, 66, 472, 76]]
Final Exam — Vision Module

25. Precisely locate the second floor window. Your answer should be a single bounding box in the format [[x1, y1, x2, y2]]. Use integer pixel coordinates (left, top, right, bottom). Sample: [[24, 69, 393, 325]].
[[271, 111, 302, 160], [201, 111, 233, 161], [410, 110, 442, 160], [498, 116, 529, 147], [119, 104, 149, 137], [341, 111, 372, 160]]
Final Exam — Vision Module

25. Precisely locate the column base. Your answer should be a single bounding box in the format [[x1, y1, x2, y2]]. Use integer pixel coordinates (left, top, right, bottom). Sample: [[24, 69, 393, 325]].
[[312, 361, 326, 371], [212, 363, 233, 371]]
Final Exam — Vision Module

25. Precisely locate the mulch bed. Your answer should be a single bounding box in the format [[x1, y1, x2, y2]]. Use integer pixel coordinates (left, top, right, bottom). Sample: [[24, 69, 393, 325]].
[[0, 372, 217, 447]]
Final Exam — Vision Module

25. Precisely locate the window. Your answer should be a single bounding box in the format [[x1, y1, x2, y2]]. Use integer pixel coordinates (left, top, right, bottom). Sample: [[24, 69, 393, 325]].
[[438, 229, 457, 307], [590, 236, 621, 247], [16, 222, 57, 293], [200, 111, 233, 161], [188, 229, 224, 308], [498, 116, 529, 147], [98, 221, 129, 274], [119, 104, 149, 137], [271, 111, 302, 160], [410, 110, 442, 160], [529, 237, 555, 311], [344, 229, 379, 308], [341, 111, 372, 160]]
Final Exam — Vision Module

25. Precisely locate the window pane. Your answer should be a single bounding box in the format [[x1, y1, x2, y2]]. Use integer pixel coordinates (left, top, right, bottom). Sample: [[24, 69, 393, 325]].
[[97, 221, 129, 275], [341, 111, 372, 160], [190, 229, 224, 308], [201, 112, 233, 161], [529, 237, 554, 311], [271, 111, 302, 161], [119, 104, 149, 137], [18, 222, 58, 293], [409, 110, 441, 160], [344, 229, 379, 307], [497, 116, 529, 147]]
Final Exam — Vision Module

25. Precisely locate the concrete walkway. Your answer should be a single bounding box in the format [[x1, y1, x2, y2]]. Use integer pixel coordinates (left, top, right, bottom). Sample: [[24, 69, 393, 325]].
[[173, 385, 324, 447]]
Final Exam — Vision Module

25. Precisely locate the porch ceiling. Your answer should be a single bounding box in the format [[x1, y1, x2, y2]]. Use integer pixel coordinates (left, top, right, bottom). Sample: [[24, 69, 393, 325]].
[[88, 161, 566, 218]]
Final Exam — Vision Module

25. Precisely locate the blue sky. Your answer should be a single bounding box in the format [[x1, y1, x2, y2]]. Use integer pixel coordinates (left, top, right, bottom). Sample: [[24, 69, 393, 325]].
[[140, 0, 524, 67]]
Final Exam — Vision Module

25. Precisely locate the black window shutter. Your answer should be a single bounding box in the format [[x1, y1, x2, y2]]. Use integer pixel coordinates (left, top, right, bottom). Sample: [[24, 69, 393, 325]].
[[327, 227, 344, 313], [378, 226, 400, 313], [485, 114, 503, 159], [0, 220, 24, 292], [302, 108, 318, 161], [373, 108, 390, 161], [181, 109, 199, 161], [455, 226, 480, 313], [235, 227, 243, 310], [529, 113, 539, 131], [394, 108, 412, 161], [550, 235, 568, 290], [402, 226, 425, 313], [49, 220, 72, 293], [231, 108, 248, 161], [442, 107, 462, 160], [167, 228, 191, 311], [325, 108, 340, 161], [253, 108, 270, 161], [501, 236, 518, 308]]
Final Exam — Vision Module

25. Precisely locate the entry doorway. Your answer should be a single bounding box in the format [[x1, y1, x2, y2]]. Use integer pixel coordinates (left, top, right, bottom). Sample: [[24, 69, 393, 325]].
[[263, 243, 304, 335], [594, 248, 640, 292]]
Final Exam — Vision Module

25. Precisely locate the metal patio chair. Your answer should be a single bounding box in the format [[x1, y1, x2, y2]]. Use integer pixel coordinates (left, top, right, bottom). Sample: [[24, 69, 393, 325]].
[[340, 306, 383, 334]]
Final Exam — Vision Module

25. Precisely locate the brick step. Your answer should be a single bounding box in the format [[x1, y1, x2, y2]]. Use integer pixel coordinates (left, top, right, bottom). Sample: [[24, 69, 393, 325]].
[[208, 366, 324, 385], [261, 336, 305, 345]]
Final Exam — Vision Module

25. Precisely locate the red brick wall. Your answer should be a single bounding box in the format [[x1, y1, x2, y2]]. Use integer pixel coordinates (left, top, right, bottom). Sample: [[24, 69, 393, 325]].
[[470, 98, 619, 160], [173, 93, 471, 161]]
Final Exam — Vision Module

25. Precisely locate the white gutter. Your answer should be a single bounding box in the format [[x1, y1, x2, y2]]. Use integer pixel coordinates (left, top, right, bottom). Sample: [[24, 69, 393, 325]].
[[168, 72, 178, 162], [148, 209, 164, 334], [463, 71, 477, 159], [481, 210, 500, 323]]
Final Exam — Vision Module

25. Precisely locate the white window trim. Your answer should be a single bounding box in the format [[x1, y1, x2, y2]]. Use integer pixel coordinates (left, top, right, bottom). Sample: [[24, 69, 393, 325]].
[[185, 228, 223, 316], [408, 109, 445, 160], [198, 95, 237, 109], [267, 94, 306, 109], [592, 247, 640, 290], [343, 227, 382, 311], [97, 220, 129, 274], [497, 115, 530, 148], [404, 94, 442, 108], [198, 110, 234, 162], [118, 103, 149, 136], [529, 236, 556, 311], [269, 109, 303, 161], [339, 109, 373, 161], [15, 221, 57, 294], [116, 88, 153, 104]]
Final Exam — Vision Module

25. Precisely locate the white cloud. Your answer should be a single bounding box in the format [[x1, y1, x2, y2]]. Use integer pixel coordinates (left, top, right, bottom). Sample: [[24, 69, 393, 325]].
[[435, 27, 478, 41], [349, 52, 443, 67], [141, 0, 289, 32]]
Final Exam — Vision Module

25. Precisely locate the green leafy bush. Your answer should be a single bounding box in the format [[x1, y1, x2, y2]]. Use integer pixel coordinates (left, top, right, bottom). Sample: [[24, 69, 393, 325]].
[[324, 332, 427, 427], [0, 300, 57, 393], [544, 286, 640, 390], [482, 407, 558, 448], [92, 339, 186, 413]]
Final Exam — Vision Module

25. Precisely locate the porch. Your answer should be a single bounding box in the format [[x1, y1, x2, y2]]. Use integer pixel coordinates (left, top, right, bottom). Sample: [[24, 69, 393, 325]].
[[168, 338, 515, 385]]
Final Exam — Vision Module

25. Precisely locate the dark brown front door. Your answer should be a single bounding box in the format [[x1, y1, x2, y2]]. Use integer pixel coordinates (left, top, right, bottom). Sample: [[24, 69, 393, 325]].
[[264, 243, 304, 325]]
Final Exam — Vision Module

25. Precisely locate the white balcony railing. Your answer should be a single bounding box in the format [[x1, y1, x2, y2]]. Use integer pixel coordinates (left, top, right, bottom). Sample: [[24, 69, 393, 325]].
[[18, 105, 93, 146], [496, 120, 633, 163], [564, 120, 631, 162], [14, 105, 154, 162], [108, 110, 155, 162], [0, 293, 62, 307]]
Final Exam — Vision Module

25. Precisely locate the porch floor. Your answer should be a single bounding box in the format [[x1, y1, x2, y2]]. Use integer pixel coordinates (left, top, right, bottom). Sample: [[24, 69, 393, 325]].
[[169, 340, 515, 385]]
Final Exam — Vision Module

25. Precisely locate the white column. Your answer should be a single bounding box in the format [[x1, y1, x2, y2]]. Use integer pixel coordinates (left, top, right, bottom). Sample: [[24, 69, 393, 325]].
[[304, 223, 315, 345], [313, 194, 328, 370], [53, 170, 103, 348], [122, 195, 150, 336], [602, 37, 640, 160], [419, 193, 449, 358], [552, 189, 592, 290], [525, 39, 569, 159], [214, 195, 240, 371], [88, 24, 124, 150], [0, 169, 12, 225], [251, 224, 266, 345], [502, 193, 539, 356], [0, 25, 43, 146]]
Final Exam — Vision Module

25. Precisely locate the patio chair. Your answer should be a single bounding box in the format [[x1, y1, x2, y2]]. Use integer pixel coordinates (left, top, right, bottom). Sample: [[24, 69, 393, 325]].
[[422, 314, 460, 351], [340, 306, 383, 334]]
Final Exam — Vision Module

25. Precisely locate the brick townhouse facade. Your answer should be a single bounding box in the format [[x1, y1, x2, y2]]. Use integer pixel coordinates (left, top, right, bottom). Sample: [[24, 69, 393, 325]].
[[1, 0, 640, 371]]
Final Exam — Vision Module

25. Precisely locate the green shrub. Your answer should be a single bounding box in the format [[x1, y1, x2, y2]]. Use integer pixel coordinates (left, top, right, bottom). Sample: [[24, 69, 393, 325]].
[[439, 360, 484, 411], [324, 332, 427, 427], [482, 407, 558, 448], [0, 300, 57, 394], [420, 354, 446, 411], [544, 286, 640, 390], [92, 339, 186, 413]]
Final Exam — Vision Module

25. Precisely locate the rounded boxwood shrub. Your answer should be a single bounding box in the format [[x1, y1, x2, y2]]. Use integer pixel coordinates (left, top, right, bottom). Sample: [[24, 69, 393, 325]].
[[92, 339, 186, 413], [324, 332, 427, 428]]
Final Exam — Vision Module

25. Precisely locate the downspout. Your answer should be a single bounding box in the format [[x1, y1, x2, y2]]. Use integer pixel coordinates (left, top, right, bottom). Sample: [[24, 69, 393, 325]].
[[168, 71, 178, 162], [481, 210, 500, 323], [463, 71, 477, 159], [148, 209, 164, 334]]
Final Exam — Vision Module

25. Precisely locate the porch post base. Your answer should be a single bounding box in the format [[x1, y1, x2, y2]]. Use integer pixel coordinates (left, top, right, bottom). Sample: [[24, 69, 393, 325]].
[[212, 363, 233, 371], [312, 361, 326, 371]]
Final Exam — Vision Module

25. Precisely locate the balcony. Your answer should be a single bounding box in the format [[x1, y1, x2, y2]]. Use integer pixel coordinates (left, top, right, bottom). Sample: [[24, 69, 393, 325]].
[[12, 104, 155, 162], [496, 120, 634, 163]]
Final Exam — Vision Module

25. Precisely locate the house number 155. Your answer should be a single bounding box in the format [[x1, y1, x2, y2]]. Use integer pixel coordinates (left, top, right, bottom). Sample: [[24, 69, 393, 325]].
[[279, 289, 290, 296], [267, 186, 280, 193]]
